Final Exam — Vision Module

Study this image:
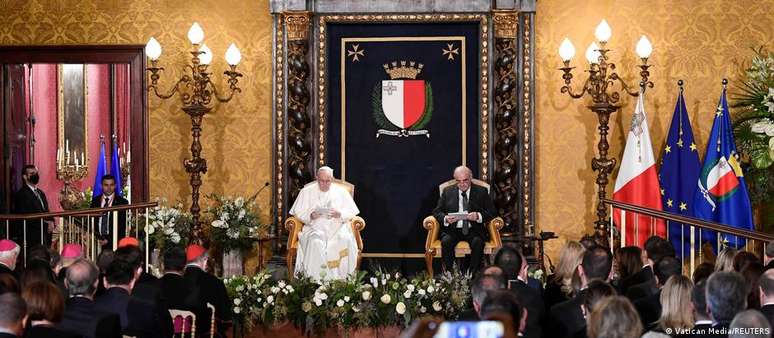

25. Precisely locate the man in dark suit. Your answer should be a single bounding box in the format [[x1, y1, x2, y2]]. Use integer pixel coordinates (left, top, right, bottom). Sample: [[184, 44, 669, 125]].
[[58, 258, 122, 338], [184, 244, 231, 338], [759, 269, 774, 328], [90, 174, 128, 251], [432, 166, 497, 273], [633, 256, 682, 328], [691, 281, 714, 334], [626, 236, 675, 302], [462, 272, 506, 320], [547, 245, 613, 338], [160, 247, 202, 311], [764, 241, 774, 271], [12, 165, 52, 247], [0, 293, 26, 338], [688, 271, 748, 338], [494, 247, 544, 338], [94, 245, 173, 338]]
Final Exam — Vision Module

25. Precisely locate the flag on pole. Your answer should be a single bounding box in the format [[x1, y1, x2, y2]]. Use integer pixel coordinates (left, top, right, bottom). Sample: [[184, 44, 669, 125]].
[[659, 87, 701, 258], [692, 84, 754, 251], [613, 92, 666, 247], [92, 141, 108, 197], [110, 141, 123, 197]]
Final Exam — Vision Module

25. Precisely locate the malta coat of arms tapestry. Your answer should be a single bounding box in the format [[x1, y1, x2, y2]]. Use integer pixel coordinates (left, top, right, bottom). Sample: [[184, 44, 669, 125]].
[[323, 19, 485, 254]]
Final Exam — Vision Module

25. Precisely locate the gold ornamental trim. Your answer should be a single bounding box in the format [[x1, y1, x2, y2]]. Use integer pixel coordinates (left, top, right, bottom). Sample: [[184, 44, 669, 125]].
[[283, 11, 312, 41], [521, 15, 534, 236], [317, 13, 490, 181], [492, 10, 518, 39], [274, 15, 286, 225]]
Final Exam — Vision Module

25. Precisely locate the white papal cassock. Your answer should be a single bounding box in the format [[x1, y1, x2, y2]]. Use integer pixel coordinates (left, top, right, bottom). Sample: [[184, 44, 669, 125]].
[[289, 183, 360, 280]]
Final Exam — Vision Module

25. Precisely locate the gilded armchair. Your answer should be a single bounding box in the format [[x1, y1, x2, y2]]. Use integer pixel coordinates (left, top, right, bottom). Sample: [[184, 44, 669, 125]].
[[284, 180, 366, 277], [422, 178, 504, 276]]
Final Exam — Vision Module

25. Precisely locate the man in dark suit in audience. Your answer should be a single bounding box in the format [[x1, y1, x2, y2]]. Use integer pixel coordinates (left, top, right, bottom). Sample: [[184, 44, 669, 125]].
[[764, 241, 774, 271], [618, 237, 661, 295], [633, 256, 682, 328], [12, 165, 52, 247], [691, 281, 713, 333], [547, 245, 613, 338], [58, 259, 122, 338], [90, 175, 128, 251], [94, 245, 173, 338], [115, 237, 162, 305], [160, 247, 202, 311], [494, 247, 544, 338], [462, 272, 506, 320], [689, 271, 749, 338], [758, 269, 774, 328], [184, 244, 231, 338], [626, 237, 675, 302], [433, 166, 497, 273], [0, 293, 26, 338]]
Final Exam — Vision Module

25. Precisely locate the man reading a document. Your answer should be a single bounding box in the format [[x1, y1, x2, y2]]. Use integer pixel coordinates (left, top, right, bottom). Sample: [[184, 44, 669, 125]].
[[433, 166, 497, 273], [289, 166, 360, 281]]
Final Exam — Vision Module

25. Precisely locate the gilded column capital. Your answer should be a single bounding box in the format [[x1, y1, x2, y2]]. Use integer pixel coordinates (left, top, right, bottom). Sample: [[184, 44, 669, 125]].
[[283, 10, 312, 41], [492, 9, 518, 39]]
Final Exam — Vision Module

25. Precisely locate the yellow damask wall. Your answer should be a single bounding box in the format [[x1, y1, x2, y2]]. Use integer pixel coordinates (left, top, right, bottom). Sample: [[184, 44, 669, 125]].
[[1, 0, 772, 261], [0, 0, 274, 219], [535, 0, 774, 257]]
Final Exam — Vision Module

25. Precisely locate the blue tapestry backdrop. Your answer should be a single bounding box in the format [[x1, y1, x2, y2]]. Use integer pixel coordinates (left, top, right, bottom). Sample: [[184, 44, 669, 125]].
[[326, 22, 482, 254]]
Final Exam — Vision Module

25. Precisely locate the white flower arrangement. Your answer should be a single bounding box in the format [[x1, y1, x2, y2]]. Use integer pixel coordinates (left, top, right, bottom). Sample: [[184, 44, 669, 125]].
[[206, 193, 267, 251], [145, 199, 191, 249]]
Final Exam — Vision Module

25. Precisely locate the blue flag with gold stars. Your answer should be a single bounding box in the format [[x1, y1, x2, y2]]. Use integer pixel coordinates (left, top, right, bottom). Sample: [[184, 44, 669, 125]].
[[692, 86, 754, 251], [659, 89, 700, 259]]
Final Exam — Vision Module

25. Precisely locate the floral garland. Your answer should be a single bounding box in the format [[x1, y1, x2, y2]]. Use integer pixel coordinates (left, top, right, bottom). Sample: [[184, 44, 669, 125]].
[[224, 268, 471, 333], [732, 47, 774, 204], [206, 194, 266, 252]]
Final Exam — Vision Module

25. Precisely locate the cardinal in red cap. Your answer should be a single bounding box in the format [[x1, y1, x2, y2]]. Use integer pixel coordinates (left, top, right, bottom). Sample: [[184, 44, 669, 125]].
[[0, 240, 20, 273], [183, 243, 231, 336]]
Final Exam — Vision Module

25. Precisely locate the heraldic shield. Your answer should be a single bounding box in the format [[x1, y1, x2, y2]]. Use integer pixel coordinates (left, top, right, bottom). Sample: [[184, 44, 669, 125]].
[[381, 80, 425, 129]]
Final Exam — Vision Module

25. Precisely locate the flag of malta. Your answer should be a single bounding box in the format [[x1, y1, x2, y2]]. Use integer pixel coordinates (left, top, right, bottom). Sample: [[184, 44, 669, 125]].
[[613, 94, 666, 247]]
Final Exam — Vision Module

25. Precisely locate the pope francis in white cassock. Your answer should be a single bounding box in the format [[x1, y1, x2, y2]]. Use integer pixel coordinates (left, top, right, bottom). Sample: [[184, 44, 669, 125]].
[[289, 166, 360, 280]]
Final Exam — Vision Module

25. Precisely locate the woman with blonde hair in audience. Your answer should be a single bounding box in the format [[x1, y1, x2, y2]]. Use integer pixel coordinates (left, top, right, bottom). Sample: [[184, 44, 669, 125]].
[[544, 241, 585, 308], [642, 275, 694, 337], [586, 296, 642, 338], [715, 248, 738, 272]]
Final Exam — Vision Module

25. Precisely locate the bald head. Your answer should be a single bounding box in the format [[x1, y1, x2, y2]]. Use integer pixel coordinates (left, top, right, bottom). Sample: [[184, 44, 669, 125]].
[[65, 258, 99, 297], [316, 166, 334, 192], [453, 166, 473, 192]]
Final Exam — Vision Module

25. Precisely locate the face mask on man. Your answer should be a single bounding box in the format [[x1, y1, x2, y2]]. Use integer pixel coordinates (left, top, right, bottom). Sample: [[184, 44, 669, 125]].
[[28, 173, 40, 185]]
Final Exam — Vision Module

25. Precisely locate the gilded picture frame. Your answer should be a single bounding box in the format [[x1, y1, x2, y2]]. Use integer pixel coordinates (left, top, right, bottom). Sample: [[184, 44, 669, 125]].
[[58, 64, 88, 162]]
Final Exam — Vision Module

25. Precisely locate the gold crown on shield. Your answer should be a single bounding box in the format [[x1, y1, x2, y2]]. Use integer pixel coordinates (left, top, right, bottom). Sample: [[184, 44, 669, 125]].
[[383, 61, 424, 79]]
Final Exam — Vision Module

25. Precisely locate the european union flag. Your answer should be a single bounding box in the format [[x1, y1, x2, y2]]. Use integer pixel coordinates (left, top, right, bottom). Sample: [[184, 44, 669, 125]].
[[110, 142, 123, 197], [659, 88, 700, 259], [692, 85, 755, 251], [92, 141, 108, 197]]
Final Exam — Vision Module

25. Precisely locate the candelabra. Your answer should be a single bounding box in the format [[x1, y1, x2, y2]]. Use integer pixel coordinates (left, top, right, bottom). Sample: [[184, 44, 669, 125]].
[[145, 22, 243, 240], [55, 152, 88, 210], [557, 20, 654, 244]]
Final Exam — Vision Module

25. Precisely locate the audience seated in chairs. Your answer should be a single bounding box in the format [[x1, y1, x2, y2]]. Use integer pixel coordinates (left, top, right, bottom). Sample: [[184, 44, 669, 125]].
[[494, 247, 544, 338], [58, 258, 121, 338], [183, 244, 231, 338], [633, 256, 682, 327], [626, 236, 675, 303], [548, 245, 612, 338], [479, 289, 527, 337], [21, 281, 79, 338], [160, 247, 205, 336], [93, 245, 173, 338], [462, 272, 506, 321]]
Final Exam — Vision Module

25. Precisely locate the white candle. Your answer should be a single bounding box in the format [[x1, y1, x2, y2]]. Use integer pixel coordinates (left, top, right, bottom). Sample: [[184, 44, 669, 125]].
[[81, 152, 85, 167]]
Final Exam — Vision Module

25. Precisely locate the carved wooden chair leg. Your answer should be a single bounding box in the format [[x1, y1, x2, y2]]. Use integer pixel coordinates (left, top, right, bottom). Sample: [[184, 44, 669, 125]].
[[425, 249, 435, 276]]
